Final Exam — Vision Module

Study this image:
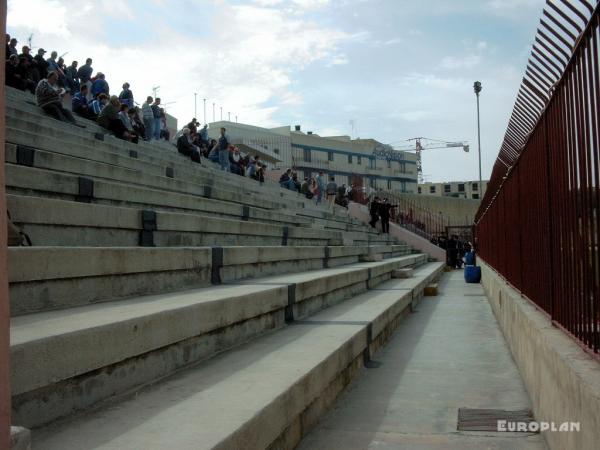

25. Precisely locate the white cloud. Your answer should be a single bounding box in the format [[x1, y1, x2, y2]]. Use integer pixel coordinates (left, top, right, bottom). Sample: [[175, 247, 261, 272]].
[[8, 0, 354, 128]]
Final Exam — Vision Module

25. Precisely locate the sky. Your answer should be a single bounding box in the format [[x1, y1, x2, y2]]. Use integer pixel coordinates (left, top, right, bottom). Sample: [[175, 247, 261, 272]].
[[7, 0, 546, 182]]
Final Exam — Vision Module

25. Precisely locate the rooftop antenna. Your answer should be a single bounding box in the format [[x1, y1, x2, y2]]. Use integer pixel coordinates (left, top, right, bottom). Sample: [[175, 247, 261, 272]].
[[152, 86, 160, 99]]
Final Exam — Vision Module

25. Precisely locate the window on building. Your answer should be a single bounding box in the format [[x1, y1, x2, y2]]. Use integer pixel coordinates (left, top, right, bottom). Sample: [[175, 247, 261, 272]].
[[328, 151, 334, 161], [273, 148, 280, 155], [369, 158, 375, 169], [387, 180, 392, 189], [418, 187, 422, 194], [348, 154, 353, 164], [303, 148, 311, 162], [458, 183, 465, 192], [370, 178, 376, 188], [472, 182, 478, 191], [357, 156, 362, 165], [472, 193, 479, 199], [430, 186, 436, 193], [444, 184, 451, 193], [387, 160, 391, 168], [399, 162, 406, 173]]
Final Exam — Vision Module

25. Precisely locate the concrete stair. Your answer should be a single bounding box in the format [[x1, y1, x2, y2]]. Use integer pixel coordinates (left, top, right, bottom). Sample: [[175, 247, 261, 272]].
[[31, 262, 443, 450], [5, 85, 444, 448]]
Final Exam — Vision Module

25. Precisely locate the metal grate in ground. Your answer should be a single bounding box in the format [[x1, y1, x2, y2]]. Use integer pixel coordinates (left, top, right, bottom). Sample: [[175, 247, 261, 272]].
[[457, 408, 536, 432]]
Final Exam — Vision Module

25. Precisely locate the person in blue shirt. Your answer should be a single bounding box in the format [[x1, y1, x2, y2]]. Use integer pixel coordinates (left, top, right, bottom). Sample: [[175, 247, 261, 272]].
[[151, 98, 162, 140], [72, 84, 95, 119], [199, 124, 208, 145], [90, 93, 109, 117], [91, 72, 109, 98]]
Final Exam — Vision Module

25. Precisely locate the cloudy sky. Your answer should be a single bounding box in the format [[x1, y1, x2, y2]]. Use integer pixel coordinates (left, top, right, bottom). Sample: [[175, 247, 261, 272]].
[[7, 0, 545, 182]]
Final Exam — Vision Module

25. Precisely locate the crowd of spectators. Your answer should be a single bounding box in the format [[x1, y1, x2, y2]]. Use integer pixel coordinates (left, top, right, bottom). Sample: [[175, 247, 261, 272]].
[[5, 34, 354, 210], [5, 34, 171, 144]]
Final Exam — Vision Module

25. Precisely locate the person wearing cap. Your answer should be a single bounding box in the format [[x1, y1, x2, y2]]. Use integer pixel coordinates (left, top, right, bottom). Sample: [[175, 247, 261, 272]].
[[91, 72, 109, 98], [118, 82, 134, 109], [34, 48, 48, 79], [35, 70, 77, 125]]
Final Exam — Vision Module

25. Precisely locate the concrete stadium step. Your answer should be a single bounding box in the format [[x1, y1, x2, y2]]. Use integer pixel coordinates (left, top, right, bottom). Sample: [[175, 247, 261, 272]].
[[31, 262, 444, 449], [4, 135, 369, 234], [11, 254, 431, 429], [5, 98, 353, 221], [7, 194, 353, 247], [8, 244, 410, 316]]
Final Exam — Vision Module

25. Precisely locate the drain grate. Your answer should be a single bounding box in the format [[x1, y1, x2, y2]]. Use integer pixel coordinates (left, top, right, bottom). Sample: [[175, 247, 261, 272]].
[[457, 408, 536, 432], [463, 293, 485, 297]]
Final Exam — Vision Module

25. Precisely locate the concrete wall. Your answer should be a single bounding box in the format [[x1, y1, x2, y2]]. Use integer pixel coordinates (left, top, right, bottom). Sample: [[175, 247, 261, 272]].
[[480, 260, 600, 450], [1, 1, 11, 448], [397, 193, 479, 226]]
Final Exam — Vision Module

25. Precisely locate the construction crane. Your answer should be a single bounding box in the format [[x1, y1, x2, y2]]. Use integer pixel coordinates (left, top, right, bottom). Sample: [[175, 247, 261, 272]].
[[373, 137, 469, 183]]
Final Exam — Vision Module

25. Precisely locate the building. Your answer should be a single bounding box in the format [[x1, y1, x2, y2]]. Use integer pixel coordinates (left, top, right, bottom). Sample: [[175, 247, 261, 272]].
[[207, 122, 418, 193], [417, 180, 489, 200]]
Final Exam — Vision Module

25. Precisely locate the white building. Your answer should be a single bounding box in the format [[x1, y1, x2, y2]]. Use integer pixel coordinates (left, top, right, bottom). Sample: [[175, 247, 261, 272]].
[[207, 122, 418, 193], [417, 180, 489, 200]]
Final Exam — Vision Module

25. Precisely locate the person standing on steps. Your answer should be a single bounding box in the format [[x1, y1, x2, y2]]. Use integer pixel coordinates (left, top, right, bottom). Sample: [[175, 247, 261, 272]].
[[218, 127, 231, 172], [316, 171, 326, 205], [151, 98, 162, 140], [379, 198, 397, 234], [369, 196, 381, 229], [142, 96, 154, 141], [326, 175, 337, 209]]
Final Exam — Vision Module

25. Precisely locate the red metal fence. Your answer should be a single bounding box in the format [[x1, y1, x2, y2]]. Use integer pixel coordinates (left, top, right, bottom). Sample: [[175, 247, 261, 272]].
[[476, 0, 599, 354]]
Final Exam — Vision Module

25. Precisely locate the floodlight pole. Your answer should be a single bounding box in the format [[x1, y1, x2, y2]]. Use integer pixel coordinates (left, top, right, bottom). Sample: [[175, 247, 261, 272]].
[[474, 81, 483, 191]]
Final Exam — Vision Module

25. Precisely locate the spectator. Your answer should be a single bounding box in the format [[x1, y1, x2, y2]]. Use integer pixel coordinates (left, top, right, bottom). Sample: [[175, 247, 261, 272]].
[[325, 176, 337, 208], [119, 82, 133, 108], [35, 70, 77, 124], [159, 108, 169, 140], [5, 34, 10, 59], [218, 127, 230, 171], [229, 146, 243, 175], [77, 58, 93, 99], [7, 37, 18, 57], [72, 84, 95, 119], [17, 56, 36, 94], [246, 155, 260, 178], [65, 61, 79, 93], [141, 96, 154, 141], [128, 107, 146, 140], [46, 51, 59, 73], [255, 163, 266, 184], [315, 171, 326, 205], [5, 54, 23, 90], [56, 57, 68, 89], [151, 98, 162, 140], [118, 104, 139, 143], [91, 72, 109, 98], [369, 196, 381, 228], [309, 177, 320, 200], [90, 93, 109, 116], [301, 177, 310, 197], [98, 95, 135, 142], [177, 128, 201, 163], [291, 172, 301, 192], [34, 48, 49, 80], [207, 139, 219, 163], [199, 124, 208, 145], [279, 168, 293, 189], [19, 46, 39, 83], [379, 198, 397, 234]]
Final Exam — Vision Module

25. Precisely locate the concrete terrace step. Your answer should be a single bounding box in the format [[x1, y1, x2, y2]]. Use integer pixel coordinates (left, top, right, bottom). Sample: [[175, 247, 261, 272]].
[[11, 254, 430, 428], [8, 194, 387, 248], [31, 262, 444, 450], [4, 137, 370, 234], [8, 244, 411, 315], [4, 96, 352, 220]]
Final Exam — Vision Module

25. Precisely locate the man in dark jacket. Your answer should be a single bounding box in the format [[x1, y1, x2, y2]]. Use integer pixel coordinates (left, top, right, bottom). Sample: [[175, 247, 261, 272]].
[[177, 128, 201, 163], [379, 198, 397, 234], [33, 48, 48, 79], [369, 197, 381, 228]]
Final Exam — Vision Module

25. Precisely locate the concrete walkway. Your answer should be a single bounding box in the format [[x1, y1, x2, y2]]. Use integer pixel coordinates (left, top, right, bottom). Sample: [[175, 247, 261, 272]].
[[297, 270, 547, 450]]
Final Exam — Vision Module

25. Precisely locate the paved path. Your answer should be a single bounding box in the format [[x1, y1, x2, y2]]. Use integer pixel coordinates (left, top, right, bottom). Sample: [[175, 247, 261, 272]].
[[297, 270, 547, 450]]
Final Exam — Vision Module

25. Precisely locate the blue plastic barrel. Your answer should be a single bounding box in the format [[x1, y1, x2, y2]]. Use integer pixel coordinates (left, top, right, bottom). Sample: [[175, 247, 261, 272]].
[[464, 265, 481, 283]]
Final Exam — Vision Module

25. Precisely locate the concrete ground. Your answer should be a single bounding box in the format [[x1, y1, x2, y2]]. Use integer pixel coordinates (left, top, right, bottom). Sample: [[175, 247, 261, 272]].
[[297, 270, 547, 450]]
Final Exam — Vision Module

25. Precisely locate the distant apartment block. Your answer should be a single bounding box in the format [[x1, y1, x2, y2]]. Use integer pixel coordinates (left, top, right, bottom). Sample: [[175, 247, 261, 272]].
[[418, 180, 488, 200]]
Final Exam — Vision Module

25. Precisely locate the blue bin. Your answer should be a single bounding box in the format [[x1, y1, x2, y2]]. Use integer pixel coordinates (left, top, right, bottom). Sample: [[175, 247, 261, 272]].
[[464, 265, 481, 283]]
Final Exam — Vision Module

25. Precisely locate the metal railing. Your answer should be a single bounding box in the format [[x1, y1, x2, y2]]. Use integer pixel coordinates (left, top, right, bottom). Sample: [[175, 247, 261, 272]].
[[476, 0, 599, 355]]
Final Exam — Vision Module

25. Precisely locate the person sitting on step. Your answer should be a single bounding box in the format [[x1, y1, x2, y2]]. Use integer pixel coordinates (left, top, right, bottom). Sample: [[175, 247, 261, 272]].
[[97, 95, 135, 142], [176, 128, 201, 163], [72, 84, 95, 119], [35, 70, 78, 125]]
